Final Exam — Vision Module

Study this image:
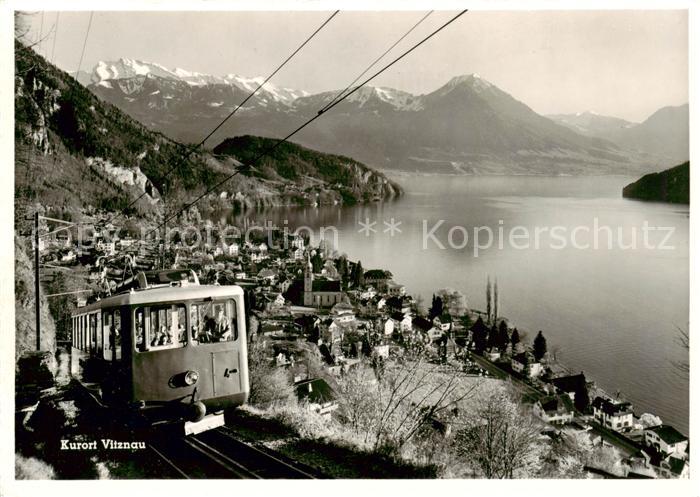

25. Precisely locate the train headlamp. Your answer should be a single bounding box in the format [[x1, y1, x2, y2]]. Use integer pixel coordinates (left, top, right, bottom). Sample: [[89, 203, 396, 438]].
[[184, 370, 199, 386]]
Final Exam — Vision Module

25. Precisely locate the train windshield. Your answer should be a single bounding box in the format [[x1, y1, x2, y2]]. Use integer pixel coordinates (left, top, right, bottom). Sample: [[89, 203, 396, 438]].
[[190, 299, 238, 345], [134, 299, 238, 351], [135, 304, 187, 352]]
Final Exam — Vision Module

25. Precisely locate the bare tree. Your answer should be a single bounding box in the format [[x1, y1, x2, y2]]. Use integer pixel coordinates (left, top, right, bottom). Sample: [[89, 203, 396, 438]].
[[674, 325, 689, 377], [336, 358, 479, 455], [454, 389, 542, 478], [246, 341, 295, 407]]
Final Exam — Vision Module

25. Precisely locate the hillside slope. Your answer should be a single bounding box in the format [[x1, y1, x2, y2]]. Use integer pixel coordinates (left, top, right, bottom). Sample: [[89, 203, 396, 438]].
[[213, 136, 401, 204], [622, 162, 689, 204], [15, 43, 397, 223]]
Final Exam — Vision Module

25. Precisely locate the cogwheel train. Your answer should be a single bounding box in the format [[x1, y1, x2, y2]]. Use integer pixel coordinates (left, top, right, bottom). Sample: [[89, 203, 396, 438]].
[[70, 269, 249, 435]]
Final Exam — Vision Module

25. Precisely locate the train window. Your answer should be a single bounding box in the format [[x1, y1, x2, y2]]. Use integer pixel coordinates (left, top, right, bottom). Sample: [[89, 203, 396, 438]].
[[190, 299, 237, 345], [101, 309, 122, 361], [89, 314, 97, 353], [135, 304, 187, 352], [102, 310, 113, 360], [95, 312, 102, 355], [135, 308, 146, 352], [113, 312, 122, 360]]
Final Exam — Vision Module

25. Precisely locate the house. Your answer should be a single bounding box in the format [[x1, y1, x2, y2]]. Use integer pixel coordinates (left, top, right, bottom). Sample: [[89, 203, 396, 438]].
[[511, 353, 543, 378], [227, 243, 240, 256], [427, 327, 444, 342], [257, 268, 277, 283], [551, 373, 588, 406], [386, 296, 412, 315], [484, 348, 500, 361], [293, 247, 304, 260], [591, 397, 634, 432], [644, 425, 688, 458], [533, 394, 575, 424], [331, 302, 355, 323], [363, 269, 393, 291], [656, 454, 689, 479], [386, 280, 406, 296], [360, 286, 377, 300], [96, 240, 116, 255], [390, 312, 412, 332], [382, 318, 395, 336], [433, 314, 453, 332], [295, 378, 337, 418], [290, 236, 305, 250], [412, 317, 433, 335]]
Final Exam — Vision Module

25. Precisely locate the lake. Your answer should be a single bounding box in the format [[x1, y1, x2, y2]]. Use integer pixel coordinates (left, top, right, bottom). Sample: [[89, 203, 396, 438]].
[[231, 174, 690, 434]]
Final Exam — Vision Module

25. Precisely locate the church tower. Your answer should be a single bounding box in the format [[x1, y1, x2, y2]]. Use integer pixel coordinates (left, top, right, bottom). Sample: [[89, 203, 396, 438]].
[[303, 254, 313, 306]]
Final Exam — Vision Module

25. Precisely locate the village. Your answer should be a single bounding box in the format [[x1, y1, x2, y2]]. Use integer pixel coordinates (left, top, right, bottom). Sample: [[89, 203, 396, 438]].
[[34, 208, 690, 480]]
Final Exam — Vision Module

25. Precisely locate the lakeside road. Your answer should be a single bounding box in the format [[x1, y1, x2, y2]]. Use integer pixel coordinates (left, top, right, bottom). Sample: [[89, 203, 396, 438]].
[[469, 353, 647, 457], [470, 354, 543, 402]]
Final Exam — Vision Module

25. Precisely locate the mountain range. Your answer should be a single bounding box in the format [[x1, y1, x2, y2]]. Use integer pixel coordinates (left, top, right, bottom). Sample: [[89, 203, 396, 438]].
[[548, 105, 689, 166], [83, 58, 689, 176], [15, 46, 398, 224]]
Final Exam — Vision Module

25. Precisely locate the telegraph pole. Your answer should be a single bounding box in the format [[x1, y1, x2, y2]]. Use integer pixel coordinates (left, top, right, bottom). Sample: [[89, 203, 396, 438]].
[[34, 211, 41, 350]]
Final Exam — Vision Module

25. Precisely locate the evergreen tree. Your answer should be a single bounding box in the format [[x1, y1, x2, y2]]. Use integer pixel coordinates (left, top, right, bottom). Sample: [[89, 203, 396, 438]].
[[311, 251, 323, 273], [429, 295, 444, 320], [510, 327, 521, 350], [352, 260, 364, 287], [486, 276, 492, 324], [487, 324, 499, 350], [498, 320, 509, 352], [337, 256, 349, 284], [533, 330, 547, 361], [471, 316, 488, 355]]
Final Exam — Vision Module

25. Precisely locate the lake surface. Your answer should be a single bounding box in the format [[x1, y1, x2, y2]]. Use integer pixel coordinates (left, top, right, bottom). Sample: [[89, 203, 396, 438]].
[[232, 174, 690, 433]]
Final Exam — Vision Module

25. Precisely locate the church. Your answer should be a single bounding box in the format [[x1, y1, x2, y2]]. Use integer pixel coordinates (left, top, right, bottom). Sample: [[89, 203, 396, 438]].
[[303, 257, 344, 307], [286, 257, 344, 308]]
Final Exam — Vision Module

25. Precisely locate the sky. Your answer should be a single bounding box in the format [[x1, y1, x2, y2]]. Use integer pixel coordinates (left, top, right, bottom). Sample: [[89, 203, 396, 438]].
[[23, 9, 688, 122]]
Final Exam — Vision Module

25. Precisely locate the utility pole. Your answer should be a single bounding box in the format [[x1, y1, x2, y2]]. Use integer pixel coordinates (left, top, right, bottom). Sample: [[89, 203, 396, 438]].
[[34, 211, 41, 350]]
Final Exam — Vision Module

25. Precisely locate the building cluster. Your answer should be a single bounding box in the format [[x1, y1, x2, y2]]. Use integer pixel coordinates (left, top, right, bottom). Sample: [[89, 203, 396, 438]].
[[38, 215, 689, 478]]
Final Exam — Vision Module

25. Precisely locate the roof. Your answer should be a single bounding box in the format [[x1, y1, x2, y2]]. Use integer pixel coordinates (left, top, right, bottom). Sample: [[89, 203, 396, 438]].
[[552, 373, 587, 393], [311, 280, 341, 292], [390, 311, 406, 322], [512, 352, 530, 365], [591, 397, 633, 416], [413, 317, 432, 332], [363, 269, 392, 280], [646, 424, 688, 445], [295, 378, 336, 404], [74, 284, 244, 315], [538, 394, 575, 414], [664, 455, 688, 475], [436, 314, 452, 323]]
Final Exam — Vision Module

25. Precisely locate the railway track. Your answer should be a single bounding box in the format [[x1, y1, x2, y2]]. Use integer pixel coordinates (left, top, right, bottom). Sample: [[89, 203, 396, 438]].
[[148, 426, 323, 479]]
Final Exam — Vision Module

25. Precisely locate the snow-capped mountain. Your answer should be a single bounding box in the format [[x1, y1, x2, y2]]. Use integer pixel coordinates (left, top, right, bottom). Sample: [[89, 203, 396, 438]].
[[86, 63, 684, 175], [548, 105, 689, 165], [89, 58, 307, 105], [547, 111, 637, 137]]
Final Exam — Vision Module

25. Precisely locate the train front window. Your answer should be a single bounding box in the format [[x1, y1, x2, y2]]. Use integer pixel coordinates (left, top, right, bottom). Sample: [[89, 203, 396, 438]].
[[190, 299, 237, 345], [135, 304, 187, 352]]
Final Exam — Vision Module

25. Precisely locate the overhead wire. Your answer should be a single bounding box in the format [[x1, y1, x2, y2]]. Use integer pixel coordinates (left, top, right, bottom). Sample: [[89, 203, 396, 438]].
[[50, 12, 60, 64], [101, 10, 340, 227], [143, 9, 468, 240], [320, 10, 433, 113], [75, 11, 93, 80]]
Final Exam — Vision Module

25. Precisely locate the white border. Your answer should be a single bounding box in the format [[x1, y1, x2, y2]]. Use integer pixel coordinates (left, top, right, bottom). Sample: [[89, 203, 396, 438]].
[[0, 1, 696, 496]]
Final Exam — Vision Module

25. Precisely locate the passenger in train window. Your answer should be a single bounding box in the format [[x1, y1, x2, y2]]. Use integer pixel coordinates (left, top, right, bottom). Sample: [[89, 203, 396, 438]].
[[214, 307, 232, 341], [190, 307, 200, 342], [135, 309, 146, 350]]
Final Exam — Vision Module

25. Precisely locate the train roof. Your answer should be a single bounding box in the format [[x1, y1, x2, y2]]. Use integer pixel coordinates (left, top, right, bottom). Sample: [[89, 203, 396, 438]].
[[73, 284, 245, 316]]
